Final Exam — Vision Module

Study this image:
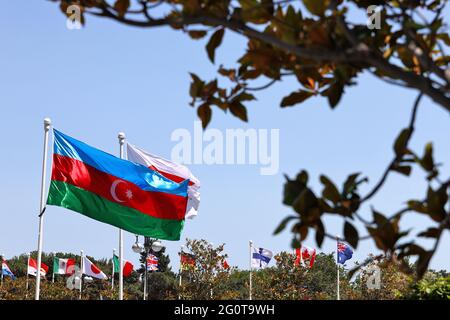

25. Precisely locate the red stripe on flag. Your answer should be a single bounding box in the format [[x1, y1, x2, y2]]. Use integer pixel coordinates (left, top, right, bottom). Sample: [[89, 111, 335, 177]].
[[51, 154, 187, 220]]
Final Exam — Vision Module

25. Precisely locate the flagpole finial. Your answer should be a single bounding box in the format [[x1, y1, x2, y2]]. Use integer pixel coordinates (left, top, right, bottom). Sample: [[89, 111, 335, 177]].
[[43, 118, 52, 131], [118, 132, 126, 145]]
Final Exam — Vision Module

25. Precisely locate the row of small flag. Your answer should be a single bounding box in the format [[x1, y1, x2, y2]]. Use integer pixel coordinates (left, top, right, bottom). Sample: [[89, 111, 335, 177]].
[[2, 241, 353, 280], [1, 253, 160, 281], [251, 240, 354, 269]]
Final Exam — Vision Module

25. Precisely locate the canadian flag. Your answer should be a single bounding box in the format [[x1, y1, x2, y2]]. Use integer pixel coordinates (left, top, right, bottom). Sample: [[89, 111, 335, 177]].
[[28, 257, 49, 277], [295, 245, 316, 268], [82, 256, 108, 280], [127, 143, 201, 219]]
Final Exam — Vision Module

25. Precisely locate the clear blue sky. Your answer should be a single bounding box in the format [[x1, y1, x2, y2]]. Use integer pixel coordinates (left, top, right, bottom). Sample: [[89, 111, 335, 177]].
[[0, 2, 449, 274]]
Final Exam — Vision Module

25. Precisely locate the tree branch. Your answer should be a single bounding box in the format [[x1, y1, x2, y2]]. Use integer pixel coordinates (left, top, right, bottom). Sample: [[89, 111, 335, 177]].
[[360, 93, 423, 203]]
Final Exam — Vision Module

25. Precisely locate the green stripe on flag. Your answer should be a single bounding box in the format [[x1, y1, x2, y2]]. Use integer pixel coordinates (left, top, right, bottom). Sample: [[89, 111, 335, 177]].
[[47, 180, 184, 240], [113, 255, 120, 273]]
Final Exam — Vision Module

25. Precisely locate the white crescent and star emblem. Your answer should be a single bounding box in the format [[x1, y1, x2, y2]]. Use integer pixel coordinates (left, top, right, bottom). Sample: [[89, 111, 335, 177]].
[[110, 179, 133, 203]]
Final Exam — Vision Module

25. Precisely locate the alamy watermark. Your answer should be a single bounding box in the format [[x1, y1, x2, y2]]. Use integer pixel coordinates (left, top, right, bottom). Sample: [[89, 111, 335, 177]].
[[66, 5, 82, 30], [170, 121, 280, 176], [367, 5, 382, 30], [363, 264, 381, 290]]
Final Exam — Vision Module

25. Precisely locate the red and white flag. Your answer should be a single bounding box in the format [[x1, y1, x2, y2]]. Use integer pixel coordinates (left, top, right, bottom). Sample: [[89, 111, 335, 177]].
[[127, 143, 201, 219], [28, 257, 49, 277], [82, 256, 108, 280], [295, 245, 316, 268]]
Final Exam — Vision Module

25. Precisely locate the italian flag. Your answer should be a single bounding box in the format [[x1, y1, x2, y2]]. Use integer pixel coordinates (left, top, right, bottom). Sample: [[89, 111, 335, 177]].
[[113, 254, 133, 277], [53, 257, 76, 275]]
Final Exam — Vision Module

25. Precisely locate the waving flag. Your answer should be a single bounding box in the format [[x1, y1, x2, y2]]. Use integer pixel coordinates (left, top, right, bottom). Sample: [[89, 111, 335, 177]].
[[337, 241, 353, 264], [47, 130, 189, 240], [251, 246, 273, 269], [113, 255, 134, 277], [28, 257, 49, 277], [53, 257, 76, 275], [146, 254, 159, 271], [1, 261, 16, 280], [127, 143, 201, 219], [295, 245, 316, 268], [82, 256, 108, 280], [180, 252, 196, 270]]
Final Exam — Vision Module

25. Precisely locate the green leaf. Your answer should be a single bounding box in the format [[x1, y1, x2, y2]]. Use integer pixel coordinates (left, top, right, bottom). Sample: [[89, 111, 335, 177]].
[[320, 175, 341, 204], [302, 0, 328, 16], [189, 73, 204, 98], [343, 173, 361, 196], [280, 90, 313, 107], [391, 164, 412, 176], [188, 30, 208, 39], [323, 82, 344, 109], [421, 143, 434, 171], [273, 216, 298, 235], [393, 128, 411, 157], [206, 28, 225, 63], [372, 209, 389, 226], [315, 219, 325, 247], [292, 188, 318, 214], [197, 103, 212, 129], [113, 0, 130, 18], [234, 92, 256, 102], [407, 200, 428, 214], [344, 221, 359, 249], [417, 227, 440, 238], [229, 102, 248, 122]]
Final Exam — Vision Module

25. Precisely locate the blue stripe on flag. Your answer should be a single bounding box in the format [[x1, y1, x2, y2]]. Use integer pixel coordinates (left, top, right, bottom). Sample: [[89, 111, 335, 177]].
[[252, 253, 271, 264], [53, 129, 188, 197]]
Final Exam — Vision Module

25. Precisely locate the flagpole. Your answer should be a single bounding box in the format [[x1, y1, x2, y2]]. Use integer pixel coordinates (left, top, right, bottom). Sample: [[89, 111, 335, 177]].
[[178, 245, 183, 300], [143, 248, 148, 301], [0, 254, 4, 288], [26, 253, 30, 297], [336, 236, 340, 301], [80, 250, 83, 300], [112, 248, 116, 290], [118, 132, 126, 301], [52, 251, 56, 283], [35, 117, 51, 300], [249, 240, 253, 301]]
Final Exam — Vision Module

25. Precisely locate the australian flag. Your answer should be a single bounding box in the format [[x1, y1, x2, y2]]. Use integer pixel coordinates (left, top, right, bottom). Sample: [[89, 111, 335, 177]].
[[1, 261, 16, 280], [337, 241, 353, 264]]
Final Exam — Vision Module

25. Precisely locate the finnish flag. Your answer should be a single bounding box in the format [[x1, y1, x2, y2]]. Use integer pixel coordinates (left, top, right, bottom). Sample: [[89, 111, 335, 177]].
[[251, 246, 273, 269]]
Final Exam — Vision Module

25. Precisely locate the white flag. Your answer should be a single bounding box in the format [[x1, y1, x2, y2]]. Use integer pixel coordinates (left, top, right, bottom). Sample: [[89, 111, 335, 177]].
[[82, 256, 108, 280], [251, 246, 273, 269], [127, 143, 201, 219]]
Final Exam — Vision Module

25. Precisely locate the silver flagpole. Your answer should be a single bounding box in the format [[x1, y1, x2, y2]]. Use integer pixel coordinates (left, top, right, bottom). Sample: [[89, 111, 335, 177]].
[[249, 240, 253, 301], [118, 132, 126, 301], [52, 251, 56, 283], [336, 236, 340, 300], [80, 250, 83, 300], [35, 117, 51, 300], [144, 247, 148, 301], [178, 245, 183, 300], [26, 253, 30, 297], [112, 248, 116, 290], [0, 254, 4, 288]]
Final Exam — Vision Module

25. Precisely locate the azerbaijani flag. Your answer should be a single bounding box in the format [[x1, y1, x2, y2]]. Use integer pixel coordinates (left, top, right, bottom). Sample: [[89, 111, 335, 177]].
[[47, 129, 189, 240]]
